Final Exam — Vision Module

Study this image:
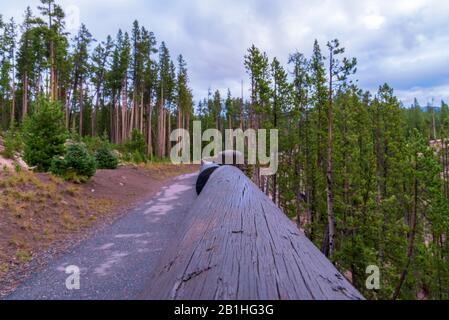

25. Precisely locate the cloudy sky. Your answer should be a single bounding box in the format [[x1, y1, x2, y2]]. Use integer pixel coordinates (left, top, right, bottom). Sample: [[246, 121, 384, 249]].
[[2, 0, 449, 106]]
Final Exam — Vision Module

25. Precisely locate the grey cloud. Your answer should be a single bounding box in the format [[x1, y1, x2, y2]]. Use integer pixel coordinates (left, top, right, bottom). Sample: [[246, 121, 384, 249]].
[[3, 0, 449, 106]]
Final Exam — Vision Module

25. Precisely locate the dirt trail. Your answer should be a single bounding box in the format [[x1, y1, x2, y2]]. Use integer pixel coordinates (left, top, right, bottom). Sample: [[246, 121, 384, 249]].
[[0, 164, 198, 297], [4, 172, 199, 300]]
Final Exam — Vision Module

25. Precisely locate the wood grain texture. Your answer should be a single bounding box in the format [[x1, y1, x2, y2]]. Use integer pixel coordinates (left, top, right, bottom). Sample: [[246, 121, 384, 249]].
[[141, 166, 364, 300]]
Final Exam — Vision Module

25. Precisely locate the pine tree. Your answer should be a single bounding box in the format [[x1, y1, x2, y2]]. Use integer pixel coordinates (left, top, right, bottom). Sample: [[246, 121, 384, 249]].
[[119, 31, 130, 143], [16, 7, 37, 121], [288, 52, 310, 229], [176, 54, 192, 148], [308, 40, 328, 243], [142, 29, 158, 156], [91, 35, 113, 136], [244, 45, 270, 186], [22, 96, 67, 171], [71, 23, 92, 136], [156, 41, 173, 158], [270, 57, 290, 205], [324, 39, 356, 258]]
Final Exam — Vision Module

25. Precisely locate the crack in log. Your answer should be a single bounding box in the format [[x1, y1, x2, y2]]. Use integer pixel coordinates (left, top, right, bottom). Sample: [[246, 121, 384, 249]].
[[182, 265, 217, 283]]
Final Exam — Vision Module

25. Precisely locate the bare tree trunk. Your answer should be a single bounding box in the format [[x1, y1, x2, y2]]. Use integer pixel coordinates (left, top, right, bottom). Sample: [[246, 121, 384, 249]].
[[157, 84, 164, 158], [65, 91, 70, 129], [93, 88, 99, 136], [147, 103, 153, 156], [55, 72, 60, 101], [129, 92, 135, 137], [121, 78, 127, 143], [35, 72, 41, 104], [10, 76, 15, 128], [79, 79, 83, 136], [167, 109, 171, 157], [162, 108, 166, 157], [273, 80, 278, 205], [115, 99, 119, 144], [110, 95, 115, 142], [134, 92, 138, 131], [22, 72, 28, 120], [50, 40, 55, 101], [139, 88, 144, 134], [157, 106, 162, 157], [178, 109, 182, 146]]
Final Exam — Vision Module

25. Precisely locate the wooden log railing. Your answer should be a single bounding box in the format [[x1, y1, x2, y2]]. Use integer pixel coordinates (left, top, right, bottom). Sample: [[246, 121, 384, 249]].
[[141, 166, 364, 300]]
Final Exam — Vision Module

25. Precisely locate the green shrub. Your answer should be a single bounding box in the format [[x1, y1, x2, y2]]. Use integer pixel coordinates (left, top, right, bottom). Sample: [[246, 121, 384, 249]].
[[23, 97, 67, 171], [49, 156, 67, 177], [124, 129, 147, 163], [95, 145, 119, 169], [2, 129, 23, 159], [132, 150, 145, 164], [82, 134, 109, 154], [50, 143, 97, 182]]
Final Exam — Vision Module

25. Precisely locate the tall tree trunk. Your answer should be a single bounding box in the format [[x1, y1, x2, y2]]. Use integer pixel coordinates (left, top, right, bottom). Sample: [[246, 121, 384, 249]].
[[134, 92, 137, 131], [157, 106, 162, 158], [326, 53, 336, 258], [177, 107, 182, 145], [121, 78, 127, 143], [79, 79, 83, 136], [147, 103, 153, 156], [273, 79, 278, 205], [35, 72, 41, 103], [22, 72, 28, 120], [110, 94, 115, 142], [115, 98, 119, 144], [92, 89, 99, 137], [65, 91, 70, 129], [162, 108, 167, 158], [157, 84, 164, 158], [10, 76, 16, 128], [129, 92, 135, 137], [55, 71, 60, 101], [139, 87, 144, 134], [50, 40, 55, 101], [167, 109, 171, 157], [304, 106, 312, 235]]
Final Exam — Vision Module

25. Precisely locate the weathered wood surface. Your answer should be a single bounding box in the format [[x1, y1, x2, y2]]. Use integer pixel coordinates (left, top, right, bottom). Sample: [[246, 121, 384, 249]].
[[141, 166, 364, 300]]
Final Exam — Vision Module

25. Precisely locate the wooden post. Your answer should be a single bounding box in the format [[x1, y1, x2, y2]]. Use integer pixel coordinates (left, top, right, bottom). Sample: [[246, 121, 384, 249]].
[[141, 166, 364, 300]]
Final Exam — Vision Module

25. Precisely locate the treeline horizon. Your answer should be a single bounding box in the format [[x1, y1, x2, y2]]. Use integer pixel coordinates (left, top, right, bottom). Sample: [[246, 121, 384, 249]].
[[2, 0, 449, 300], [0, 0, 194, 159], [190, 42, 449, 300]]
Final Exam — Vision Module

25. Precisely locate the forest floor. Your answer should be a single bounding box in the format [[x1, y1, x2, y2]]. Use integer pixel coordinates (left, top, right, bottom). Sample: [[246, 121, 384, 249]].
[[0, 163, 198, 297]]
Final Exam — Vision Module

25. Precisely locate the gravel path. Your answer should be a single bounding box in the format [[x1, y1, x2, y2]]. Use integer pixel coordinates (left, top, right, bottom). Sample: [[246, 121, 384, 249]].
[[5, 172, 198, 300]]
